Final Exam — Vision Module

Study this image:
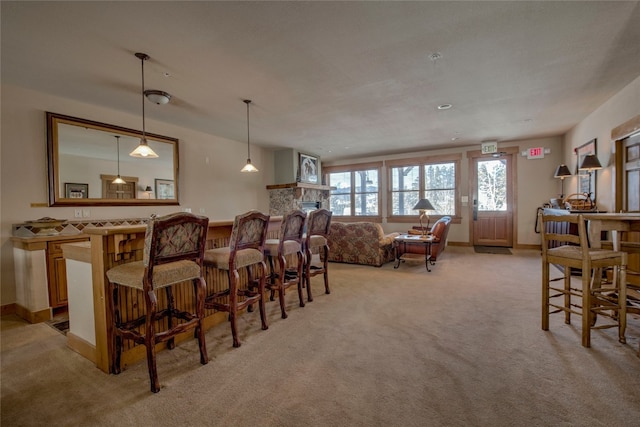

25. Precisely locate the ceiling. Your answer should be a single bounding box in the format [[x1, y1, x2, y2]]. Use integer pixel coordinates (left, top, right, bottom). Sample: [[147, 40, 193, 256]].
[[2, 1, 640, 162]]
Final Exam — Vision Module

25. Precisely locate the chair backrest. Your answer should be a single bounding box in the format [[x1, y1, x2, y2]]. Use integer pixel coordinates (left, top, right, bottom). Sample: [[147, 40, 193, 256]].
[[229, 210, 270, 255], [539, 211, 588, 255], [143, 211, 210, 269], [278, 209, 307, 247], [305, 209, 332, 243], [430, 216, 451, 242]]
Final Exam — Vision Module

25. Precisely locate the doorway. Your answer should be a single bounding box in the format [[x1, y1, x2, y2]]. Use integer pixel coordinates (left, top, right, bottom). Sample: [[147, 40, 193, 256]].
[[470, 151, 515, 247]]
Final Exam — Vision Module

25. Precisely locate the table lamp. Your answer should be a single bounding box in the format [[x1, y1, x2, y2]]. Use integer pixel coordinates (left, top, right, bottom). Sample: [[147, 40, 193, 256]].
[[553, 164, 571, 198], [413, 198, 435, 236], [578, 154, 602, 200]]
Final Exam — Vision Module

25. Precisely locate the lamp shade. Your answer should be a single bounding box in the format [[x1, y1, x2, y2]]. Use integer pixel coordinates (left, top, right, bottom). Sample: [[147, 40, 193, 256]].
[[579, 154, 602, 171], [145, 186, 153, 192], [413, 199, 435, 211], [554, 164, 571, 178]]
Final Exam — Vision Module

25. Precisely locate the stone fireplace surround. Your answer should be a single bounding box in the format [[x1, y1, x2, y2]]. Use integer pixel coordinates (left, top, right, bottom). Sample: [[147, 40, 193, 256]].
[[266, 182, 331, 216]]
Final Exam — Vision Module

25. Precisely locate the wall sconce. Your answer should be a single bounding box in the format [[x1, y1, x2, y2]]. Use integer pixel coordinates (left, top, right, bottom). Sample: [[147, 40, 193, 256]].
[[553, 164, 571, 198]]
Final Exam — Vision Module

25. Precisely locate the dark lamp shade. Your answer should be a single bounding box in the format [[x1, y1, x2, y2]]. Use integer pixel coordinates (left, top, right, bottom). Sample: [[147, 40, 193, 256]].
[[413, 199, 435, 211], [554, 164, 572, 178], [579, 154, 602, 171], [145, 186, 153, 192]]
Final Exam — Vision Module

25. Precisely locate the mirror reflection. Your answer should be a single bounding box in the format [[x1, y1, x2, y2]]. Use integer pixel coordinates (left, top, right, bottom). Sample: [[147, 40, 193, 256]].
[[47, 112, 179, 206]]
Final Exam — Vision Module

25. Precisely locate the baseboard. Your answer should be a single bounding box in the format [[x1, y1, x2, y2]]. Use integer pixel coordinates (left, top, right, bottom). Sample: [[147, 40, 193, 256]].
[[1, 303, 16, 316], [15, 304, 52, 324], [67, 332, 97, 364]]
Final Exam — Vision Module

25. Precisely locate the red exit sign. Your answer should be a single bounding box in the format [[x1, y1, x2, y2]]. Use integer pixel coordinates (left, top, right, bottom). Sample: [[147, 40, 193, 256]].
[[527, 147, 544, 159]]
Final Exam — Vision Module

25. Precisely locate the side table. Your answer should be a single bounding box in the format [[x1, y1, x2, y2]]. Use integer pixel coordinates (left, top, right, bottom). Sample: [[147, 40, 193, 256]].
[[393, 234, 435, 271]]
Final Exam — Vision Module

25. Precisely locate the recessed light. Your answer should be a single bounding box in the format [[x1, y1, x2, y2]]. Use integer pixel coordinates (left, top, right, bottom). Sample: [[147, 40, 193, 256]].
[[437, 104, 453, 110], [451, 137, 459, 141], [428, 52, 442, 61]]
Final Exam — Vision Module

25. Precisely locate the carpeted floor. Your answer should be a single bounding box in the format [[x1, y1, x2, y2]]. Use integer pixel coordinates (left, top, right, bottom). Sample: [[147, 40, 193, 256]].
[[1, 247, 639, 426]]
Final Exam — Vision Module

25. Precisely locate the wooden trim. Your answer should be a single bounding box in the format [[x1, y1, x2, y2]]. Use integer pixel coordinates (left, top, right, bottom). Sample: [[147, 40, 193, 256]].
[[611, 114, 640, 141], [15, 304, 51, 323], [323, 161, 383, 174], [61, 242, 91, 263], [266, 182, 331, 190], [385, 153, 462, 167], [67, 333, 97, 364], [1, 303, 16, 316]]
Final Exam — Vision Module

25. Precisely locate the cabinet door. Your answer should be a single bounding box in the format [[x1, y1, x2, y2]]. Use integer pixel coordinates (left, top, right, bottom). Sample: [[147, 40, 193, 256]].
[[47, 255, 69, 308], [46, 239, 88, 309]]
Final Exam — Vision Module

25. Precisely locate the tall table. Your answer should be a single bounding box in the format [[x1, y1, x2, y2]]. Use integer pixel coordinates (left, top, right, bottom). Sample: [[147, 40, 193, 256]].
[[394, 234, 435, 271]]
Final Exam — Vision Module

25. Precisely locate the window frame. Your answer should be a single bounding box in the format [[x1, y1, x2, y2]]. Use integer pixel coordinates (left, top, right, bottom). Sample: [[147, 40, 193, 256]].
[[324, 161, 383, 222], [386, 154, 461, 223]]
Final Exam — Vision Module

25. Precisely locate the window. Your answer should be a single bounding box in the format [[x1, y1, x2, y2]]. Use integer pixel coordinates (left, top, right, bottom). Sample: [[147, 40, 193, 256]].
[[387, 155, 460, 222], [325, 162, 382, 219]]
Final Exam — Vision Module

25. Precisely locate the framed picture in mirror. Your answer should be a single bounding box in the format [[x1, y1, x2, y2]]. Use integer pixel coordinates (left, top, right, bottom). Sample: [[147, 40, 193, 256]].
[[155, 179, 175, 200], [65, 183, 88, 199]]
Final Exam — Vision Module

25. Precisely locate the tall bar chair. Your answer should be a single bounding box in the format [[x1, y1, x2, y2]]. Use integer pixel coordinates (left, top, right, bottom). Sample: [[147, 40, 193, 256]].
[[304, 208, 333, 302], [264, 209, 307, 319], [106, 212, 209, 393], [539, 211, 627, 347], [204, 210, 270, 347]]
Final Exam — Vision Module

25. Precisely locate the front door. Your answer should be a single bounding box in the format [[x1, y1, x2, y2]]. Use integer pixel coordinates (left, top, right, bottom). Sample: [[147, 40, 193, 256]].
[[471, 153, 514, 247]]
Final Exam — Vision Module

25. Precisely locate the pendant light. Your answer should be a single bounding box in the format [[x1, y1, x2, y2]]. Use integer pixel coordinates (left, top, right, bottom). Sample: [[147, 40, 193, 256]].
[[130, 52, 159, 158], [240, 99, 259, 172], [112, 136, 126, 184]]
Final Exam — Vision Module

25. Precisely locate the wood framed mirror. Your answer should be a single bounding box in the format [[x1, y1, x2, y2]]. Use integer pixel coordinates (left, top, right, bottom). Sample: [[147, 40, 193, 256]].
[[47, 112, 179, 206]]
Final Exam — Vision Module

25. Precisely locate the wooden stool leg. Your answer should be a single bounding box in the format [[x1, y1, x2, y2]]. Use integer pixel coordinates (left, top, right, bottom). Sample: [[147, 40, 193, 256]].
[[541, 259, 550, 331], [564, 266, 571, 325], [195, 277, 209, 365], [618, 263, 627, 344], [165, 287, 175, 350], [277, 255, 288, 319], [581, 268, 591, 348], [322, 246, 330, 295], [229, 270, 241, 348], [296, 252, 305, 308], [258, 262, 269, 330], [145, 288, 160, 393]]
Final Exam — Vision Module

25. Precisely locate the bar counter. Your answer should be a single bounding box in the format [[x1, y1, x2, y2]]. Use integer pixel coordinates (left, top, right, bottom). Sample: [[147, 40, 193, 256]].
[[79, 217, 282, 373]]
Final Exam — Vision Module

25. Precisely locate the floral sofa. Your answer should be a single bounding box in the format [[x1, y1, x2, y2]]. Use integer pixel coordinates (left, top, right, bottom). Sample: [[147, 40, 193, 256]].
[[327, 222, 400, 267]]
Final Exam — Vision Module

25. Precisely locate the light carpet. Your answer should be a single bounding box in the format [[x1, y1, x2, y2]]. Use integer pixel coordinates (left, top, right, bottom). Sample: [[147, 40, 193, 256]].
[[1, 247, 639, 426]]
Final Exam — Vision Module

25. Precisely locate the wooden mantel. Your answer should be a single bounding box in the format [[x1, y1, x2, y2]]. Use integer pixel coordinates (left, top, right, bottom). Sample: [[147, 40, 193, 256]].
[[266, 182, 332, 191]]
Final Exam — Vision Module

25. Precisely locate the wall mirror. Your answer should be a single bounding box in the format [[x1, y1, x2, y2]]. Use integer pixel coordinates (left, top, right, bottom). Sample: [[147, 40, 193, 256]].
[[47, 112, 179, 206]]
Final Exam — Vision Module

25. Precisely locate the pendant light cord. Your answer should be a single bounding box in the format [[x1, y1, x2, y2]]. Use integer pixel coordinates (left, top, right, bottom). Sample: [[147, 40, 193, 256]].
[[141, 56, 146, 140], [116, 136, 121, 175], [245, 99, 251, 158]]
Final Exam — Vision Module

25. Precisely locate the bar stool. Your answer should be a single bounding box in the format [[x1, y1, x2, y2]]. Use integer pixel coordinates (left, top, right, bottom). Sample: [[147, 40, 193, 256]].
[[539, 211, 627, 347], [304, 208, 332, 302], [264, 209, 307, 319], [204, 210, 270, 347], [105, 212, 209, 393]]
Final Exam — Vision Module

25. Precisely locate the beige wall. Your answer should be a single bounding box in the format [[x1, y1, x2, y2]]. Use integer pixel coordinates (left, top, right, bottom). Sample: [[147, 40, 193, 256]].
[[0, 85, 273, 306], [2, 75, 638, 307], [324, 136, 564, 247], [564, 75, 640, 213]]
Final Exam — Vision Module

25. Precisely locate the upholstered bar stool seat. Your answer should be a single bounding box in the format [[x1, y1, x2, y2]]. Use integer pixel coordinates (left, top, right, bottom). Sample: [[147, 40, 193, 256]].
[[106, 212, 209, 393], [264, 210, 307, 319], [204, 210, 270, 348]]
